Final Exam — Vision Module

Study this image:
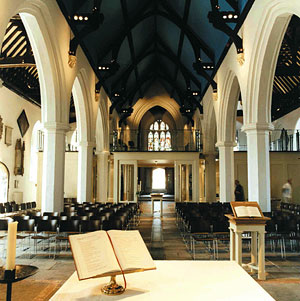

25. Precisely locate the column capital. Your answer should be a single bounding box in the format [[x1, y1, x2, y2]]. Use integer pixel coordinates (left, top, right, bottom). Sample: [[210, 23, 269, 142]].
[[241, 123, 274, 133], [216, 141, 237, 148], [94, 150, 110, 156], [43, 122, 70, 133]]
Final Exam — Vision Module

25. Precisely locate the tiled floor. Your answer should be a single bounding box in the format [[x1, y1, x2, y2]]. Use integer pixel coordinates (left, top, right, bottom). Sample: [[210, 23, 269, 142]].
[[1, 201, 300, 300]]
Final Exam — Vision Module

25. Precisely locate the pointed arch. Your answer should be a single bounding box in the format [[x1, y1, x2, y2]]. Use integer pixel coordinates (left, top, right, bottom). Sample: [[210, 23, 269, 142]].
[[244, 0, 300, 126], [218, 70, 241, 143]]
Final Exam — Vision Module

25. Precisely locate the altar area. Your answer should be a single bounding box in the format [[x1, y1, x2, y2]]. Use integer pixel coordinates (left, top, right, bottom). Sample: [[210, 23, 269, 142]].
[[50, 260, 274, 300]]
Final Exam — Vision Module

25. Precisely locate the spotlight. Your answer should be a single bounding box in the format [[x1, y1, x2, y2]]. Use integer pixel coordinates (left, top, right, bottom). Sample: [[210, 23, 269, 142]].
[[79, 16, 83, 21], [74, 15, 78, 20]]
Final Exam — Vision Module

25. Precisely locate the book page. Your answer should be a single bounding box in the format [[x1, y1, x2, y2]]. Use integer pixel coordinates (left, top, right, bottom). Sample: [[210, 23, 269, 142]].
[[246, 206, 261, 217], [69, 231, 121, 280], [235, 206, 261, 217], [235, 206, 248, 217], [108, 230, 156, 272]]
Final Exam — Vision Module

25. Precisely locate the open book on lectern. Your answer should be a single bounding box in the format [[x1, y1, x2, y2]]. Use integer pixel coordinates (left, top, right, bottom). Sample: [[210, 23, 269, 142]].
[[231, 201, 263, 218], [234, 206, 262, 217], [69, 230, 156, 280]]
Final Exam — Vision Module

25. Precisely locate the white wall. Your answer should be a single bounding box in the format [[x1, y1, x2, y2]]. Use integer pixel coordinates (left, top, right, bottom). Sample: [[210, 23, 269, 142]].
[[0, 86, 41, 203], [234, 152, 300, 203]]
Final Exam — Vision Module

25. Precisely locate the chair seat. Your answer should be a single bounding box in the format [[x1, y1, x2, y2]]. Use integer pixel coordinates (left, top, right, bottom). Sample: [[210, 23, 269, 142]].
[[17, 234, 28, 239]]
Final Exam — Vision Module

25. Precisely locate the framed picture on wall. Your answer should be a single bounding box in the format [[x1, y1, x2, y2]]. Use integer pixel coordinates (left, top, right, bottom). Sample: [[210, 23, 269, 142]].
[[5, 125, 13, 146], [17, 110, 29, 137]]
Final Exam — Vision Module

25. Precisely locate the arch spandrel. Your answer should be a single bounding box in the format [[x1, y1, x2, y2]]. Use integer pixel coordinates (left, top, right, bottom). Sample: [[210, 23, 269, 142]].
[[128, 94, 184, 130], [243, 0, 300, 126]]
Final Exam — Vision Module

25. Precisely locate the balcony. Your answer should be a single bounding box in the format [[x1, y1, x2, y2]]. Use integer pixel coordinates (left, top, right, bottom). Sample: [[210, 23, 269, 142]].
[[235, 129, 300, 152], [110, 129, 202, 152]]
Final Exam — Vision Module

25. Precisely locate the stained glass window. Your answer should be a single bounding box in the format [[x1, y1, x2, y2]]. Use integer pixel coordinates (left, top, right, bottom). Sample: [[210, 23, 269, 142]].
[[148, 120, 171, 151], [154, 132, 159, 151], [165, 131, 171, 151], [148, 132, 153, 151], [160, 132, 165, 151]]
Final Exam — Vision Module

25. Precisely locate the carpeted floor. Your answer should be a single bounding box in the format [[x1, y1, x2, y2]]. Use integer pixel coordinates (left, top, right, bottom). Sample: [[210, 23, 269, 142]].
[[0, 279, 64, 301]]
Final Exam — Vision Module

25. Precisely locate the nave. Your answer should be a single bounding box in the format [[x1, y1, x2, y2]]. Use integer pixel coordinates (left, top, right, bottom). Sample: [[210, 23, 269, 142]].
[[1, 201, 300, 300]]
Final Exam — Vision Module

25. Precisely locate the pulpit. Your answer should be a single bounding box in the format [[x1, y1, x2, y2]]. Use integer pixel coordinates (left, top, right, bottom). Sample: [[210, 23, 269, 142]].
[[226, 201, 270, 280]]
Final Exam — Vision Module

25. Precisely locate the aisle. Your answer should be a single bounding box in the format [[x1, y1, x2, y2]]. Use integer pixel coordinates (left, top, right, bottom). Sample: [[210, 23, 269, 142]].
[[138, 201, 192, 260]]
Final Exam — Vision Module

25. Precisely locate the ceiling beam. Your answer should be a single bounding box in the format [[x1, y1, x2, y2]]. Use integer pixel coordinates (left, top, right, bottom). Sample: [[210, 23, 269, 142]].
[[171, 0, 191, 98], [156, 36, 202, 90], [120, 0, 142, 98], [111, 33, 155, 92], [99, 6, 214, 65], [160, 0, 215, 61]]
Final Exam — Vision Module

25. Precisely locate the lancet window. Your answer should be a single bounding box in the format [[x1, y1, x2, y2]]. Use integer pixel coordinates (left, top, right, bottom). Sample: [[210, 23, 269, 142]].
[[148, 120, 171, 151]]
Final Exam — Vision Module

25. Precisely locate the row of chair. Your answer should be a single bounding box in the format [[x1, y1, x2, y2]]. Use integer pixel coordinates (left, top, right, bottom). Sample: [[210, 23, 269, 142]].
[[176, 202, 300, 259], [0, 203, 141, 258], [280, 202, 300, 215], [0, 201, 37, 214], [175, 203, 233, 259]]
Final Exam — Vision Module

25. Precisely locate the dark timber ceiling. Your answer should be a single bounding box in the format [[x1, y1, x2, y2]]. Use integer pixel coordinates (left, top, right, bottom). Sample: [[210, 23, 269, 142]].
[[272, 15, 300, 121], [57, 0, 253, 117], [0, 3, 299, 125]]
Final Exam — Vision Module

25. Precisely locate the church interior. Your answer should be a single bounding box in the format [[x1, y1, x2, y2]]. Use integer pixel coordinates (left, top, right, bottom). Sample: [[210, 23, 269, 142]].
[[0, 0, 300, 300]]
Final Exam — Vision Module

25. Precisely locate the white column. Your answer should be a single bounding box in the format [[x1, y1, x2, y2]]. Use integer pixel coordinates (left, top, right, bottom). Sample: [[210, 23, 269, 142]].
[[204, 153, 216, 202], [216, 142, 235, 203], [113, 159, 118, 203], [192, 160, 200, 202], [95, 151, 109, 203], [242, 124, 273, 212], [77, 142, 94, 203], [174, 162, 179, 202], [42, 122, 69, 213], [199, 161, 205, 202], [186, 165, 190, 202], [108, 158, 114, 202]]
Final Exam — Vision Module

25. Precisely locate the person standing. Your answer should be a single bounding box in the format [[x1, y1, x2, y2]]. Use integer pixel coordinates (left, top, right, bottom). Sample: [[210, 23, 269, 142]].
[[282, 179, 292, 203], [234, 180, 245, 201]]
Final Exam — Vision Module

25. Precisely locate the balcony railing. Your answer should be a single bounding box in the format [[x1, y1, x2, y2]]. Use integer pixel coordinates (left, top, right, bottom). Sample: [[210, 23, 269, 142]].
[[235, 129, 300, 152], [110, 129, 202, 152]]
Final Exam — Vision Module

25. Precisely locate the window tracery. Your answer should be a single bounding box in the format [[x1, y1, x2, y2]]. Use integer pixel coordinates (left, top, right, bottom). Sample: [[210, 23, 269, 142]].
[[148, 120, 171, 151]]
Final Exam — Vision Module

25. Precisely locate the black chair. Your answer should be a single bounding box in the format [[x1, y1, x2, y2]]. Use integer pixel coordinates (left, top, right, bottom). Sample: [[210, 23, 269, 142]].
[[108, 218, 123, 230], [55, 220, 80, 255], [190, 219, 215, 259], [13, 215, 30, 222], [31, 220, 58, 256], [17, 219, 35, 253], [4, 203, 12, 213]]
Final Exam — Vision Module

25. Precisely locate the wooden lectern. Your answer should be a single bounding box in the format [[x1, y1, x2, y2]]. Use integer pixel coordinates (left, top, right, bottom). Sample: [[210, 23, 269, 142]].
[[225, 202, 270, 280], [150, 193, 164, 217]]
